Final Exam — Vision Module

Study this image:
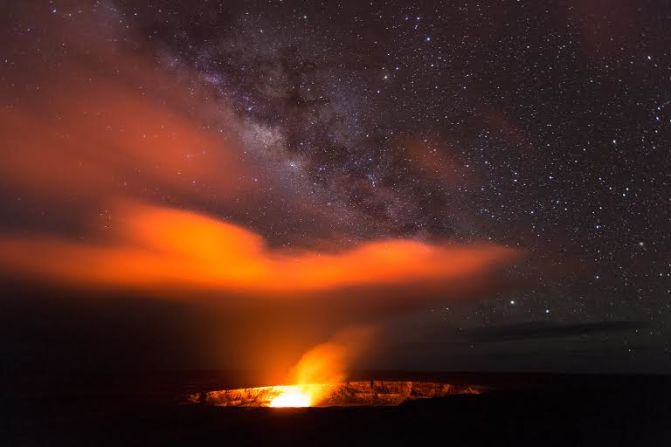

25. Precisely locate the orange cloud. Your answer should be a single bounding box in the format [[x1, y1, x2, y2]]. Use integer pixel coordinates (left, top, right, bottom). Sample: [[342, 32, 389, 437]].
[[0, 66, 248, 205], [0, 201, 518, 296]]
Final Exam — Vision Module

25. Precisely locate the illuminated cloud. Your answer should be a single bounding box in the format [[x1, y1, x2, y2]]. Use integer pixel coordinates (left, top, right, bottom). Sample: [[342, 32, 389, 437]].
[[0, 201, 519, 295]]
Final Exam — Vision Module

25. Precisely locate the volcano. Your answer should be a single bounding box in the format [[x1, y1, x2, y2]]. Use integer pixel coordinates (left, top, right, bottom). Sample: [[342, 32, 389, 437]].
[[188, 380, 486, 407]]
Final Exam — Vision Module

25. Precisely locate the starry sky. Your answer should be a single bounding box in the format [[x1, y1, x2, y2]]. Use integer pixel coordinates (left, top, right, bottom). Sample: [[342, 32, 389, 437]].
[[0, 0, 669, 374]]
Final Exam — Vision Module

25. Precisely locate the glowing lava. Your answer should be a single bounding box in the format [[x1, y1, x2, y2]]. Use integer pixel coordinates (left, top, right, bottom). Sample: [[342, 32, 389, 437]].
[[189, 381, 487, 407], [187, 328, 486, 408], [269, 386, 312, 408]]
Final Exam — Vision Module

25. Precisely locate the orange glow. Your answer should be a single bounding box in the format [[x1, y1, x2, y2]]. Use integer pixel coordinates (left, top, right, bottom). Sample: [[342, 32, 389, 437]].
[[0, 73, 248, 207], [291, 327, 374, 385], [192, 381, 485, 407], [0, 201, 518, 295], [269, 386, 313, 407], [0, 11, 250, 207], [262, 327, 376, 407]]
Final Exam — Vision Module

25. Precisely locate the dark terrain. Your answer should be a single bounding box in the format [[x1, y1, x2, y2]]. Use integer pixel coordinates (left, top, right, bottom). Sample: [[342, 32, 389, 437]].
[[3, 371, 670, 446]]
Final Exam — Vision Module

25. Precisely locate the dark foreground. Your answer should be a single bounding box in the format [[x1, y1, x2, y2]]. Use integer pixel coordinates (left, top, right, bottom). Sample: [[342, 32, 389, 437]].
[[2, 371, 671, 446]]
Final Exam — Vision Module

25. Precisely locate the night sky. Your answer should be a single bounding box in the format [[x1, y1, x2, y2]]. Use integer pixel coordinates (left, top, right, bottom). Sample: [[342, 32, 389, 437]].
[[1, 0, 669, 375]]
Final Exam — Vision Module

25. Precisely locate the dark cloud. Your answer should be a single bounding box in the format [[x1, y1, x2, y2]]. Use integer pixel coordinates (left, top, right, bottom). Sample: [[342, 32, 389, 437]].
[[461, 321, 643, 343]]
